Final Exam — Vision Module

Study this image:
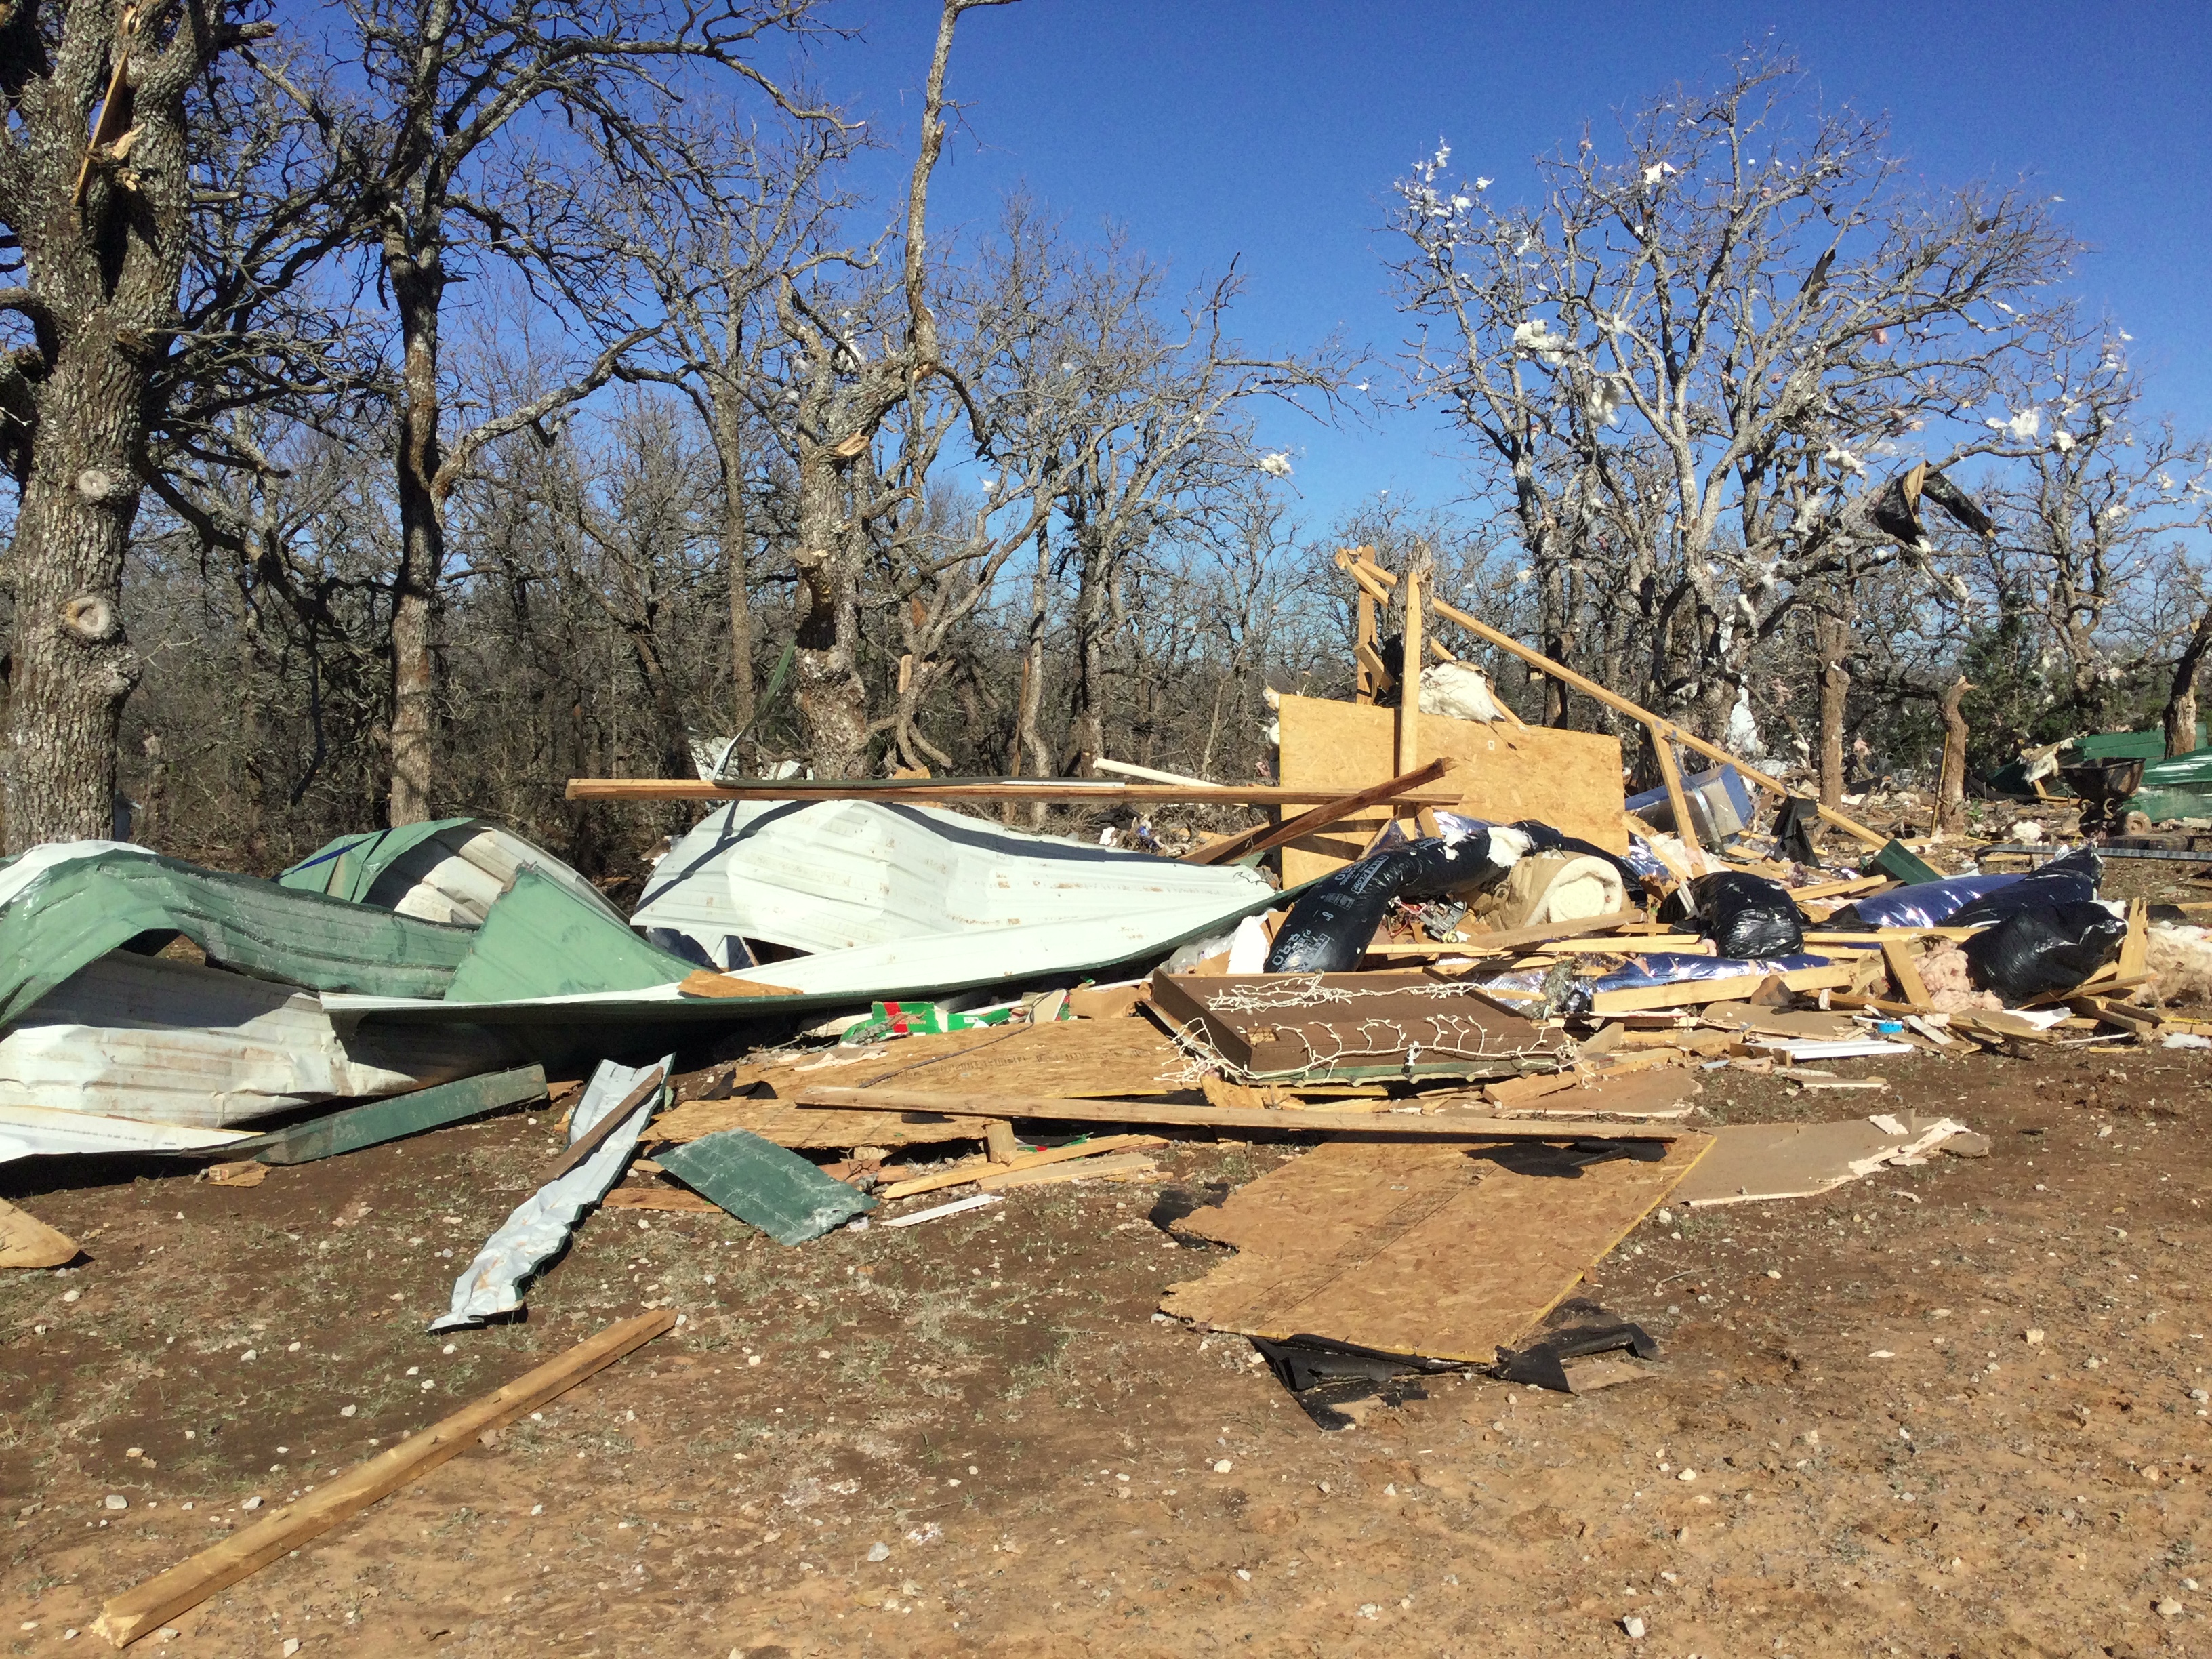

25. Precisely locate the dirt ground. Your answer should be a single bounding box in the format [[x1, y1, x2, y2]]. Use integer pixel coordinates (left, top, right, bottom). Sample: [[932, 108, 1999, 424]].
[[4, 1034, 2209, 1658]]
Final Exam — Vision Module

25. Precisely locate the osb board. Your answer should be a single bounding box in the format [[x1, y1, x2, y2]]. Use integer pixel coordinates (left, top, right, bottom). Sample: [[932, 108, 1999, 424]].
[[647, 1017, 1197, 1150], [1276, 694, 1626, 888], [1160, 1130, 1710, 1362], [1671, 1114, 1949, 1208], [1493, 1069, 1702, 1119]]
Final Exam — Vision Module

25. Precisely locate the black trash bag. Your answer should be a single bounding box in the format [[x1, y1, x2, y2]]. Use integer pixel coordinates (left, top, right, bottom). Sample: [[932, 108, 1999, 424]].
[[1947, 846, 2102, 929], [1962, 901, 2128, 1004], [1265, 835, 1490, 974], [1660, 869, 1805, 959], [1504, 819, 1648, 900], [1772, 796, 1821, 867]]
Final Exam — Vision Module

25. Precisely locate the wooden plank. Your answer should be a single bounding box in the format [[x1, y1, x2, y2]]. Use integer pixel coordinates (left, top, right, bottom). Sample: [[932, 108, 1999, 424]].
[[1397, 566, 1423, 779], [0, 1196, 77, 1269], [1787, 874, 1891, 900], [565, 776, 1464, 805], [223, 1066, 550, 1167], [985, 1120, 1021, 1164], [978, 1150, 1159, 1190], [1650, 731, 1704, 861], [1428, 598, 1889, 850], [1881, 940, 1933, 1010], [1179, 757, 1453, 867], [1588, 964, 1855, 1017], [1159, 1132, 1710, 1362], [92, 1311, 674, 1647], [1276, 693, 1627, 888], [542, 1068, 664, 1182], [880, 1134, 1166, 1200], [2118, 899, 2150, 981], [795, 1085, 1680, 1141], [677, 970, 803, 998]]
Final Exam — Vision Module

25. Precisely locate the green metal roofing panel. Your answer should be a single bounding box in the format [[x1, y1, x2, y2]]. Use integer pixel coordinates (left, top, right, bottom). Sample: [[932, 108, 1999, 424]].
[[278, 821, 468, 901], [442, 867, 698, 1004], [0, 851, 474, 1029], [656, 1128, 874, 1243]]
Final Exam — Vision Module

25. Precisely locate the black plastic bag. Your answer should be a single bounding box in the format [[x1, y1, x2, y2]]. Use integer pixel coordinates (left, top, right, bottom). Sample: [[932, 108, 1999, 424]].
[[1662, 869, 1805, 959], [1946, 846, 2102, 929], [1772, 797, 1821, 867], [1962, 901, 2127, 1004], [1265, 836, 1490, 974]]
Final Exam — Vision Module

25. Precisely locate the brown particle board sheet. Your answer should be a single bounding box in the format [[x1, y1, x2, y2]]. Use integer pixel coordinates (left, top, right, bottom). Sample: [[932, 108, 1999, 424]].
[[1668, 1113, 1966, 1208], [648, 1017, 1197, 1149], [1160, 1130, 1711, 1363], [1277, 694, 1626, 888]]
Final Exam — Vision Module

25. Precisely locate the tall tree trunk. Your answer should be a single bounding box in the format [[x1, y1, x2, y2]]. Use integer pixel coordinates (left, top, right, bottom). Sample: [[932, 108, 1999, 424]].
[[1814, 609, 1851, 808], [1936, 675, 1971, 834], [713, 389, 755, 757], [1065, 512, 1109, 776], [2, 336, 144, 850], [388, 262, 446, 824], [790, 442, 869, 776], [1015, 525, 1052, 779], [2164, 603, 2212, 759]]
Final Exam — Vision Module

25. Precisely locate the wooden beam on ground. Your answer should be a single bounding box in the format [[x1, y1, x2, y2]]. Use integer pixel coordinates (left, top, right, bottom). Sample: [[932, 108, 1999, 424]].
[[92, 1312, 674, 1648], [541, 1068, 665, 1183], [796, 1086, 1679, 1141], [880, 1134, 1166, 1200], [1181, 757, 1452, 867], [222, 1067, 550, 1166], [565, 776, 1463, 806], [1429, 598, 1887, 849]]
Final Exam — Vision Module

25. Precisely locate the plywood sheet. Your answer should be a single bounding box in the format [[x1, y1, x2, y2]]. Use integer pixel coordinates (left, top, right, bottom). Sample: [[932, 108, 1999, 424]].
[[1671, 1113, 1960, 1208], [650, 1018, 1197, 1149], [1277, 695, 1625, 888], [1160, 1130, 1709, 1362]]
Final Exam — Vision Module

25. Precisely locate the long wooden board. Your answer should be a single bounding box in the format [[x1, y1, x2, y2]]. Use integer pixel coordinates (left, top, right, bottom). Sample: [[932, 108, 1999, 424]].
[[1275, 693, 1626, 888], [93, 1311, 673, 1647], [1159, 1132, 1709, 1361], [796, 1085, 1680, 1141], [567, 777, 1466, 805]]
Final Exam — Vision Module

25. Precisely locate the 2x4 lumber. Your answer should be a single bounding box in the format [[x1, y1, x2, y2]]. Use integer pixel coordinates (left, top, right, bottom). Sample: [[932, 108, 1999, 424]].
[[1881, 940, 1933, 1011], [880, 1134, 1165, 1200], [1586, 963, 1856, 1017], [1181, 757, 1452, 867], [564, 777, 1464, 806], [1397, 566, 1424, 779], [1650, 732, 1704, 860], [92, 1312, 675, 1648], [796, 1085, 1678, 1141], [1429, 598, 1888, 849], [542, 1068, 665, 1182]]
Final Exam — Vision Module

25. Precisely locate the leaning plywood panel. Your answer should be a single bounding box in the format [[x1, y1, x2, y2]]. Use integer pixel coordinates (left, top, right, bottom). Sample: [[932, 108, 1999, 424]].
[[1276, 695, 1626, 888], [0, 951, 514, 1127], [632, 798, 1271, 961], [1160, 1132, 1708, 1362]]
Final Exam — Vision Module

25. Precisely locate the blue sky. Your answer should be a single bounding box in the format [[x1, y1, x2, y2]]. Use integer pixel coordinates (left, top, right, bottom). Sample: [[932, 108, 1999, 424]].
[[798, 0, 2211, 531]]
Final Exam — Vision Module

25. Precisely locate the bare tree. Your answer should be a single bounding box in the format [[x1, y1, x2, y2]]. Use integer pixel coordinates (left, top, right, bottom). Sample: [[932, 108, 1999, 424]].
[[1388, 52, 2080, 762], [0, 0, 316, 848], [272, 0, 830, 823]]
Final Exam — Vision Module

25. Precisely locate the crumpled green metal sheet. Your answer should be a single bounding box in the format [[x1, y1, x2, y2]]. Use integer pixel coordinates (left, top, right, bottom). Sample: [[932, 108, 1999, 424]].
[[276, 820, 469, 902], [655, 1128, 874, 1244], [0, 851, 474, 1029], [443, 867, 697, 1003]]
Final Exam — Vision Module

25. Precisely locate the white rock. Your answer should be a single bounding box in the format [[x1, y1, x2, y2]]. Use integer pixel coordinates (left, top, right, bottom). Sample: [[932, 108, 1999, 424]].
[[1623, 1614, 1647, 1638], [2158, 1599, 2184, 1618], [2026, 1329, 2045, 1345], [1213, 1459, 1233, 1474], [867, 1542, 890, 1562], [339, 1404, 356, 1418], [1676, 1469, 1697, 1482], [102, 1495, 127, 1511], [241, 1496, 263, 1511], [283, 1640, 301, 1656]]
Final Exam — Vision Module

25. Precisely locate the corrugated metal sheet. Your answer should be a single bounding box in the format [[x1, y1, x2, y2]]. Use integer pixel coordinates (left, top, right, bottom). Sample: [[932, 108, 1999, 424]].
[[280, 819, 620, 927], [0, 1102, 248, 1163], [632, 799, 1271, 961], [0, 951, 513, 1128], [444, 869, 699, 1003], [0, 849, 475, 1027]]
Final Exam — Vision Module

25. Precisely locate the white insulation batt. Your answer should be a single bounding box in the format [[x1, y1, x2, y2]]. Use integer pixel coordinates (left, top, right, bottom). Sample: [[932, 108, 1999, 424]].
[[0, 950, 502, 1128], [632, 798, 1273, 964]]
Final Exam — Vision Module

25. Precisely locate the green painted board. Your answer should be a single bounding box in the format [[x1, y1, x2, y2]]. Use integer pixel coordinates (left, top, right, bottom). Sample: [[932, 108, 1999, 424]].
[[226, 1065, 548, 1165], [1867, 839, 1942, 886], [656, 1128, 875, 1244]]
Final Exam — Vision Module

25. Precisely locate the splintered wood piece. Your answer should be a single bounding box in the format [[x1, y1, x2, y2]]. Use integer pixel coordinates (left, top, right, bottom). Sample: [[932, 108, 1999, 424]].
[[93, 1312, 673, 1647], [600, 1187, 720, 1212], [796, 1085, 1678, 1141], [977, 1151, 1159, 1190], [0, 1197, 77, 1269], [985, 1120, 1021, 1164], [1880, 939, 1933, 1010], [1180, 758, 1453, 867], [879, 1135, 1165, 1200], [678, 970, 802, 998], [2118, 899, 2150, 981], [1160, 1132, 1710, 1361]]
